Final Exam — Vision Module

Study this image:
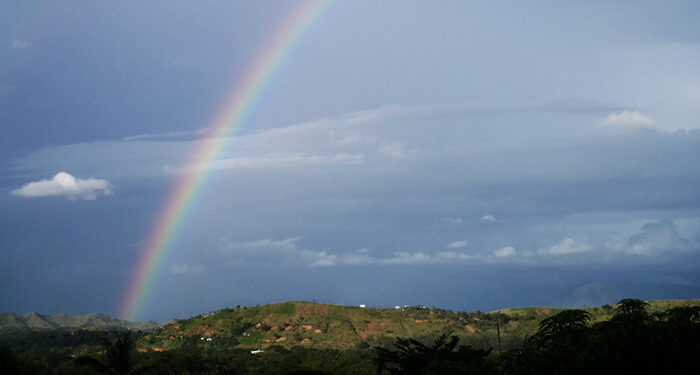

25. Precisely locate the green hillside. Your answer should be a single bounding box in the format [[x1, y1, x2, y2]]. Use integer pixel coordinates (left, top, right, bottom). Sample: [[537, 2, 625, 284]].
[[140, 299, 700, 353]]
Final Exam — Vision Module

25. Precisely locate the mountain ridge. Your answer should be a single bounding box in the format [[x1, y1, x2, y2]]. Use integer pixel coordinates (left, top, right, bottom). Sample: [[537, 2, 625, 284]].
[[0, 311, 159, 331]]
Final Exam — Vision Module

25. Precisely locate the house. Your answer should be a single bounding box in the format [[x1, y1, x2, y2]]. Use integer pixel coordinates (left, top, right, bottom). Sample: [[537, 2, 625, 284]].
[[359, 304, 366, 308]]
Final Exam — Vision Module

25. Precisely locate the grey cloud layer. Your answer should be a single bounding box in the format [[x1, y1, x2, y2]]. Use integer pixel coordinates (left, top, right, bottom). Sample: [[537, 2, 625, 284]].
[[5, 102, 700, 321], [8, 104, 700, 275]]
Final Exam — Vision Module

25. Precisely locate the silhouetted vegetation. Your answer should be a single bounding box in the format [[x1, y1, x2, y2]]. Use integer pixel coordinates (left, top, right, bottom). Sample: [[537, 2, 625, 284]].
[[498, 299, 700, 375], [376, 334, 492, 374], [74, 330, 153, 374], [1, 299, 699, 374]]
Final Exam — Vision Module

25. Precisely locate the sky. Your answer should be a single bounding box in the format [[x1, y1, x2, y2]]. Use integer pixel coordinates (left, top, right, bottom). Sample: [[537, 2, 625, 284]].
[[2, 0, 700, 323]]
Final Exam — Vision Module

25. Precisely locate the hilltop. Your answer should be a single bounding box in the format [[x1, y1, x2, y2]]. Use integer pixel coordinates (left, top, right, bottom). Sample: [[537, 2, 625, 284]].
[[140, 299, 700, 352], [0, 312, 159, 332]]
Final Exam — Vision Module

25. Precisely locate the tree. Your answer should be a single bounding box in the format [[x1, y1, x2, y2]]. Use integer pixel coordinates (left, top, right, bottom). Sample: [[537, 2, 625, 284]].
[[613, 298, 649, 321], [529, 309, 590, 351], [375, 334, 492, 375], [75, 330, 152, 375]]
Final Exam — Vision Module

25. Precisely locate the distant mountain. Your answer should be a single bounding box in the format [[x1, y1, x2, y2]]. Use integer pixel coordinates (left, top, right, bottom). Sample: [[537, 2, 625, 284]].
[[562, 281, 700, 308], [0, 312, 159, 331]]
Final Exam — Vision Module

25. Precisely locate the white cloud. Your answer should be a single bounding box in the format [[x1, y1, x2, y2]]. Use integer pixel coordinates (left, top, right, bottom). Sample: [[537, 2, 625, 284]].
[[480, 214, 496, 222], [167, 153, 364, 174], [220, 236, 475, 267], [379, 142, 407, 160], [240, 237, 302, 250], [444, 217, 463, 224], [492, 246, 517, 258], [11, 40, 27, 49], [540, 238, 591, 255], [374, 250, 473, 265], [436, 251, 472, 260], [340, 251, 374, 266], [447, 240, 468, 248], [220, 236, 337, 267], [309, 253, 337, 267], [602, 110, 657, 129], [123, 129, 209, 141], [171, 264, 204, 275], [379, 252, 433, 265], [12, 172, 113, 200], [342, 102, 476, 125], [334, 133, 362, 145]]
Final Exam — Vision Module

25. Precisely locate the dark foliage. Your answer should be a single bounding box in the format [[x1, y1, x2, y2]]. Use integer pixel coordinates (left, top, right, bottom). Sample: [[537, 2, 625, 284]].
[[375, 334, 492, 374], [500, 299, 700, 375], [74, 331, 152, 375]]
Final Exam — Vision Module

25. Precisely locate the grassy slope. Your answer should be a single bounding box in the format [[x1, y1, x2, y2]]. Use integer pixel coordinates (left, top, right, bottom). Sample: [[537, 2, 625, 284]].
[[141, 299, 700, 352]]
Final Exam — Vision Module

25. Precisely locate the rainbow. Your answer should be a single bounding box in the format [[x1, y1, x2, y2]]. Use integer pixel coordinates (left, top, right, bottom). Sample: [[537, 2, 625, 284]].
[[120, 0, 332, 321]]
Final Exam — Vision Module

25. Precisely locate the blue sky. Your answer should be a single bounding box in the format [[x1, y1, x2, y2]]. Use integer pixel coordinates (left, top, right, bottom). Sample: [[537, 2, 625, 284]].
[[2, 1, 700, 322]]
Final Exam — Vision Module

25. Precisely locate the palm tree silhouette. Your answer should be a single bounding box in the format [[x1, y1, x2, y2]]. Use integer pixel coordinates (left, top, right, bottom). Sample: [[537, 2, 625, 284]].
[[75, 330, 151, 375]]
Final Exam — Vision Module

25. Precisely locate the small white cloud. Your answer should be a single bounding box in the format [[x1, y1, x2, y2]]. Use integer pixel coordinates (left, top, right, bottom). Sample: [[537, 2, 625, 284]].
[[221, 236, 476, 267], [341, 252, 374, 266], [243, 237, 302, 250], [172, 264, 203, 275], [11, 40, 27, 49], [221, 236, 338, 267], [480, 214, 496, 222], [342, 102, 475, 125], [436, 251, 472, 260], [378, 142, 407, 160], [169, 153, 364, 174], [309, 252, 337, 267], [123, 129, 209, 141], [444, 217, 463, 224], [380, 252, 433, 265], [603, 110, 657, 129], [335, 133, 362, 145], [447, 240, 468, 249], [12, 172, 113, 200], [541, 238, 591, 255], [492, 246, 516, 258]]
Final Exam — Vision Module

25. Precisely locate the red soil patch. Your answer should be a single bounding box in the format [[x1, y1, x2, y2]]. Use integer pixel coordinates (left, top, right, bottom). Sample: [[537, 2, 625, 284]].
[[356, 320, 387, 339], [301, 304, 329, 317]]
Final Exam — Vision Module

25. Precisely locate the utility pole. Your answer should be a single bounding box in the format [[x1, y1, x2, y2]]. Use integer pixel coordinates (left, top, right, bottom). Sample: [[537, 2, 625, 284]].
[[496, 321, 502, 353]]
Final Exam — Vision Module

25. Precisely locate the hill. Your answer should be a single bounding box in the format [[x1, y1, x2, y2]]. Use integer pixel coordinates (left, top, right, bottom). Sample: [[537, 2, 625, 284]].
[[140, 299, 700, 352], [0, 312, 159, 332]]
